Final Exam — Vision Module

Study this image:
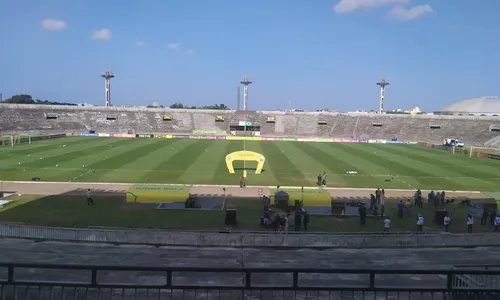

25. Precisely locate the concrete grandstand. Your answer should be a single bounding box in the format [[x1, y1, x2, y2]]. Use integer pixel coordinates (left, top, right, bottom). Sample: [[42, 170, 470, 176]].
[[1, 103, 500, 146]]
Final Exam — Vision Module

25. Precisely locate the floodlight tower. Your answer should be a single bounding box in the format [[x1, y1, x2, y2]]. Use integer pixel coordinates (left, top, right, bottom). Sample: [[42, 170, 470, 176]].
[[376, 77, 389, 113], [240, 76, 252, 111], [101, 69, 115, 107]]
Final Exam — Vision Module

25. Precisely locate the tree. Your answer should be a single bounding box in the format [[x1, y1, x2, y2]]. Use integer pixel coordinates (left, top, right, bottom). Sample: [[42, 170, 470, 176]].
[[3, 94, 76, 106], [169, 103, 229, 110]]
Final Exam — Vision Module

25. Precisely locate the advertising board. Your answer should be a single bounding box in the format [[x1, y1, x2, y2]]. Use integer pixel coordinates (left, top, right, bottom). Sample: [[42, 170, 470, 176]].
[[110, 133, 135, 138], [216, 136, 226, 140], [189, 135, 207, 140], [173, 135, 190, 139], [489, 154, 500, 160], [280, 138, 297, 141], [386, 140, 405, 144], [98, 133, 110, 137], [358, 139, 369, 143], [136, 134, 153, 138], [81, 133, 98, 137], [192, 130, 226, 135]]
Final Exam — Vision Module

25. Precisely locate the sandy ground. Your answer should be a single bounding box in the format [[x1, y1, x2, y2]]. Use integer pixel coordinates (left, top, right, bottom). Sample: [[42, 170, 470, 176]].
[[0, 181, 492, 201]]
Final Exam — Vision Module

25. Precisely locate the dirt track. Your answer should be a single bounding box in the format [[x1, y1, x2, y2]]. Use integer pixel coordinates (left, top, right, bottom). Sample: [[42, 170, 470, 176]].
[[0, 181, 491, 200]]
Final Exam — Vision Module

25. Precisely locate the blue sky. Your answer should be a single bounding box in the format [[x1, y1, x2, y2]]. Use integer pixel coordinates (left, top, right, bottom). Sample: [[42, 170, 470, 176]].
[[0, 0, 499, 112]]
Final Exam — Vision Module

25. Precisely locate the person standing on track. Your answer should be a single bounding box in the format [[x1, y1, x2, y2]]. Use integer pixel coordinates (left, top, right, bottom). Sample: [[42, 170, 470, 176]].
[[86, 189, 95, 206]]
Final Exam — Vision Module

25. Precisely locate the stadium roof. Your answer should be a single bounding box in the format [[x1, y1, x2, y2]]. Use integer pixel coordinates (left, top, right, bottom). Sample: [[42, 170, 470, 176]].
[[438, 96, 500, 113]]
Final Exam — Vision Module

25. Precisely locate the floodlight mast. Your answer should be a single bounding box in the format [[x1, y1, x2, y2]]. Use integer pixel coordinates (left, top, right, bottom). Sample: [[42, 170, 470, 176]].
[[101, 69, 115, 107], [376, 77, 389, 113], [240, 76, 252, 111]]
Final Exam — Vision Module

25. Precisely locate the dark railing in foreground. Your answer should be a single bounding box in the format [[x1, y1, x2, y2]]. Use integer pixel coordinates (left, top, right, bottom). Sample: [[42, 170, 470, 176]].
[[0, 263, 500, 299]]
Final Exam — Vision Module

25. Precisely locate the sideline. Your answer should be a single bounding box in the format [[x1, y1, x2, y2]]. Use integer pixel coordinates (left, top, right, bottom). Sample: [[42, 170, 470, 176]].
[[0, 181, 482, 194]]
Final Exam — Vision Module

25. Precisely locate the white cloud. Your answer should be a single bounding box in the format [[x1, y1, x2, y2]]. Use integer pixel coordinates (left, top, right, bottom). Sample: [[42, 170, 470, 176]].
[[136, 41, 146, 47], [186, 49, 194, 55], [41, 19, 67, 31], [388, 4, 434, 21], [168, 43, 180, 50], [334, 0, 408, 14], [91, 28, 112, 41]]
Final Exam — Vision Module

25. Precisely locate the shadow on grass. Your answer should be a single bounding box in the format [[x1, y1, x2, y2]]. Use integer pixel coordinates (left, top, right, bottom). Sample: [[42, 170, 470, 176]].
[[0, 190, 264, 230], [0, 190, 496, 233]]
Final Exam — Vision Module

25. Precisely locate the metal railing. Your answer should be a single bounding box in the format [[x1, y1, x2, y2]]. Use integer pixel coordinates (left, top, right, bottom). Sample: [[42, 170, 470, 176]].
[[0, 263, 500, 299]]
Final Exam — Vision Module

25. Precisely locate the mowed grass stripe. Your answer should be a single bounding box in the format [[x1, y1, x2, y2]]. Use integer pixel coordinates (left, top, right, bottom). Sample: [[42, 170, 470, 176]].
[[294, 142, 362, 174], [1, 137, 121, 169], [398, 144, 500, 173], [337, 144, 434, 177], [26, 138, 135, 168], [179, 140, 231, 184], [0, 137, 97, 157], [279, 142, 331, 184], [0, 137, 108, 164], [88, 139, 167, 170], [259, 141, 307, 185], [88, 139, 178, 183], [249, 141, 279, 185], [345, 144, 461, 188], [311, 143, 406, 189], [144, 140, 209, 183], [370, 144, 500, 179]]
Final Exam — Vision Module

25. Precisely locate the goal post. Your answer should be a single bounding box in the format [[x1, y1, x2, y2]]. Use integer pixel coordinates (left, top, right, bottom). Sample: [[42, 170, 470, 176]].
[[469, 145, 500, 158]]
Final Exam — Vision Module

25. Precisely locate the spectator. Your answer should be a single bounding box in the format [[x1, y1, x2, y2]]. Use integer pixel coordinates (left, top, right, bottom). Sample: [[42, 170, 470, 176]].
[[444, 214, 451, 232], [383, 217, 391, 233], [416, 214, 424, 232], [358, 204, 367, 225], [467, 214, 473, 233], [397, 201, 404, 219], [494, 215, 500, 233], [303, 212, 310, 231]]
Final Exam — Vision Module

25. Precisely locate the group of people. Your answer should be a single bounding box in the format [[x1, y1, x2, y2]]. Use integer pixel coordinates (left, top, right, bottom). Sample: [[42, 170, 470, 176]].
[[262, 210, 310, 232], [316, 172, 327, 187], [361, 188, 500, 233]]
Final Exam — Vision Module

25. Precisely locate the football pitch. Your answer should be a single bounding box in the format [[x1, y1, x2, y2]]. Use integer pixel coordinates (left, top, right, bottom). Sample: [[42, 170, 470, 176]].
[[0, 136, 499, 191]]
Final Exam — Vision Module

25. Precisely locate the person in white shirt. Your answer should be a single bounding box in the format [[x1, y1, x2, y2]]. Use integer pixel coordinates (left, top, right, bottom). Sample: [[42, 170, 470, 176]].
[[86, 189, 94, 206], [380, 197, 385, 217], [416, 214, 424, 232], [284, 214, 289, 233], [444, 214, 451, 232], [467, 214, 473, 233], [383, 217, 391, 233], [494, 215, 500, 232]]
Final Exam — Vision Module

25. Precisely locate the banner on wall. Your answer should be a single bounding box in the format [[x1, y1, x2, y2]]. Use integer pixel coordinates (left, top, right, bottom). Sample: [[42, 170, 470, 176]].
[[173, 135, 190, 139], [136, 134, 153, 138], [262, 137, 280, 141], [226, 136, 262, 141], [489, 154, 500, 160], [387, 140, 405, 144], [216, 136, 226, 140], [315, 138, 332, 143], [298, 138, 316, 142], [154, 134, 172, 139], [190, 135, 208, 140], [358, 139, 369, 143], [192, 130, 226, 135], [281, 138, 297, 142], [110, 133, 136, 138], [98, 133, 111, 137], [81, 133, 98, 137]]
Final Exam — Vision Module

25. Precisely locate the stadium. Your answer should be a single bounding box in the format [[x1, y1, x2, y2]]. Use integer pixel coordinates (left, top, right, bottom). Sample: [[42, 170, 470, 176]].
[[1, 97, 500, 299]]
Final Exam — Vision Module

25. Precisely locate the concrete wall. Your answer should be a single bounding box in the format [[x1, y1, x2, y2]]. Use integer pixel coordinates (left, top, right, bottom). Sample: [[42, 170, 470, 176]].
[[0, 223, 499, 249], [2, 103, 500, 145]]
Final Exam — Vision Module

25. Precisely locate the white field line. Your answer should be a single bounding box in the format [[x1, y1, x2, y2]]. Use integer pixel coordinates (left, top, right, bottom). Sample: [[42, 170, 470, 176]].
[[0, 180, 483, 194], [2, 165, 500, 182], [69, 169, 94, 182]]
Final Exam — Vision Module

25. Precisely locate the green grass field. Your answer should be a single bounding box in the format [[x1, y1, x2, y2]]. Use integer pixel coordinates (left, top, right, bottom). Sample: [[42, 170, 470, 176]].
[[1, 136, 500, 191], [0, 194, 488, 233]]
